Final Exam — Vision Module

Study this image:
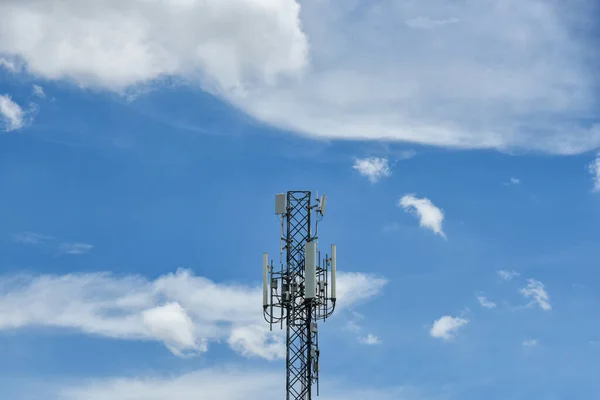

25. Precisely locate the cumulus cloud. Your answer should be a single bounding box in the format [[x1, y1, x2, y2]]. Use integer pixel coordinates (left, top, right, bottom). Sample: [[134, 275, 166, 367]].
[[520, 279, 551, 311], [522, 339, 538, 347], [0, 0, 308, 93], [141, 302, 203, 357], [430, 315, 468, 341], [0, 268, 385, 359], [476, 295, 496, 309], [398, 194, 446, 239], [352, 157, 391, 183], [589, 153, 600, 192], [0, 94, 25, 131], [1, 0, 598, 153], [57, 242, 94, 255], [497, 269, 520, 281]]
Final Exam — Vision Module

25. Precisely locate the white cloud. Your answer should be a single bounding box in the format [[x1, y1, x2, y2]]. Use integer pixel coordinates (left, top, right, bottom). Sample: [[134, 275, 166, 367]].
[[141, 302, 203, 357], [430, 315, 468, 341], [227, 324, 285, 360], [0, 56, 19, 72], [497, 269, 520, 281], [11, 231, 52, 244], [589, 153, 600, 192], [0, 268, 385, 359], [520, 279, 551, 311], [397, 149, 417, 160], [506, 177, 521, 185], [352, 157, 391, 183], [57, 242, 94, 255], [53, 365, 416, 400], [360, 333, 381, 345], [476, 295, 496, 309], [32, 84, 45, 98], [522, 339, 538, 347], [405, 17, 460, 29], [1, 0, 597, 153], [0, 94, 25, 131], [59, 367, 283, 400], [398, 194, 446, 239], [335, 272, 387, 306], [0, 0, 307, 93], [344, 311, 381, 346]]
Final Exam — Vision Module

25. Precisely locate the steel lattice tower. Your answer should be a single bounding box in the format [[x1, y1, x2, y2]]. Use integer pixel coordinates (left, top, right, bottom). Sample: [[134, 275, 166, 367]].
[[263, 191, 337, 400]]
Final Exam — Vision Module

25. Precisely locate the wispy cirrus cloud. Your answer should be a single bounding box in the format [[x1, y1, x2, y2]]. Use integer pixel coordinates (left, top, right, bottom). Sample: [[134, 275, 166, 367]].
[[57, 242, 94, 255], [11, 231, 53, 245], [405, 16, 460, 29], [398, 194, 446, 239]]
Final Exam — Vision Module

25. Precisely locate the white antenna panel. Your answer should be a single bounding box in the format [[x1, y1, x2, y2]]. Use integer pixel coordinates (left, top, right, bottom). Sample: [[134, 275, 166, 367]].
[[304, 242, 317, 299], [263, 253, 269, 307], [320, 194, 327, 216], [330, 244, 336, 299], [275, 193, 287, 215]]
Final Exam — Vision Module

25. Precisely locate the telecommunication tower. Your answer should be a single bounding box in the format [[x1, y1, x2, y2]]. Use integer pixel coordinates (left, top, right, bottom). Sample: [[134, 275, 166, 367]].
[[263, 191, 337, 400]]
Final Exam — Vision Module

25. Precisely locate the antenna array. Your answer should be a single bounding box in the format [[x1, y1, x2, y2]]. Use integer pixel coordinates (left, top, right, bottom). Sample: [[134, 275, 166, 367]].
[[263, 190, 337, 400]]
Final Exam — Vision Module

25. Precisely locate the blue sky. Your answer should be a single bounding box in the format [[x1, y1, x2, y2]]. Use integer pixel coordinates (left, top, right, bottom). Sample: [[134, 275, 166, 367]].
[[1, 1, 600, 399]]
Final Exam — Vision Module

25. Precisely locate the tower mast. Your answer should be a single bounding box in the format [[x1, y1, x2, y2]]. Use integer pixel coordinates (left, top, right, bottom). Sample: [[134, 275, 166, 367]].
[[263, 191, 337, 400]]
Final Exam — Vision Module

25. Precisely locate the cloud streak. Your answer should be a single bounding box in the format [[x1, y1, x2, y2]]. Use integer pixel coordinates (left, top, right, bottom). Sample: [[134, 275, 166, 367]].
[[57, 242, 94, 255], [11, 231, 53, 245], [0, 268, 385, 359], [589, 153, 600, 192], [54, 365, 417, 400]]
